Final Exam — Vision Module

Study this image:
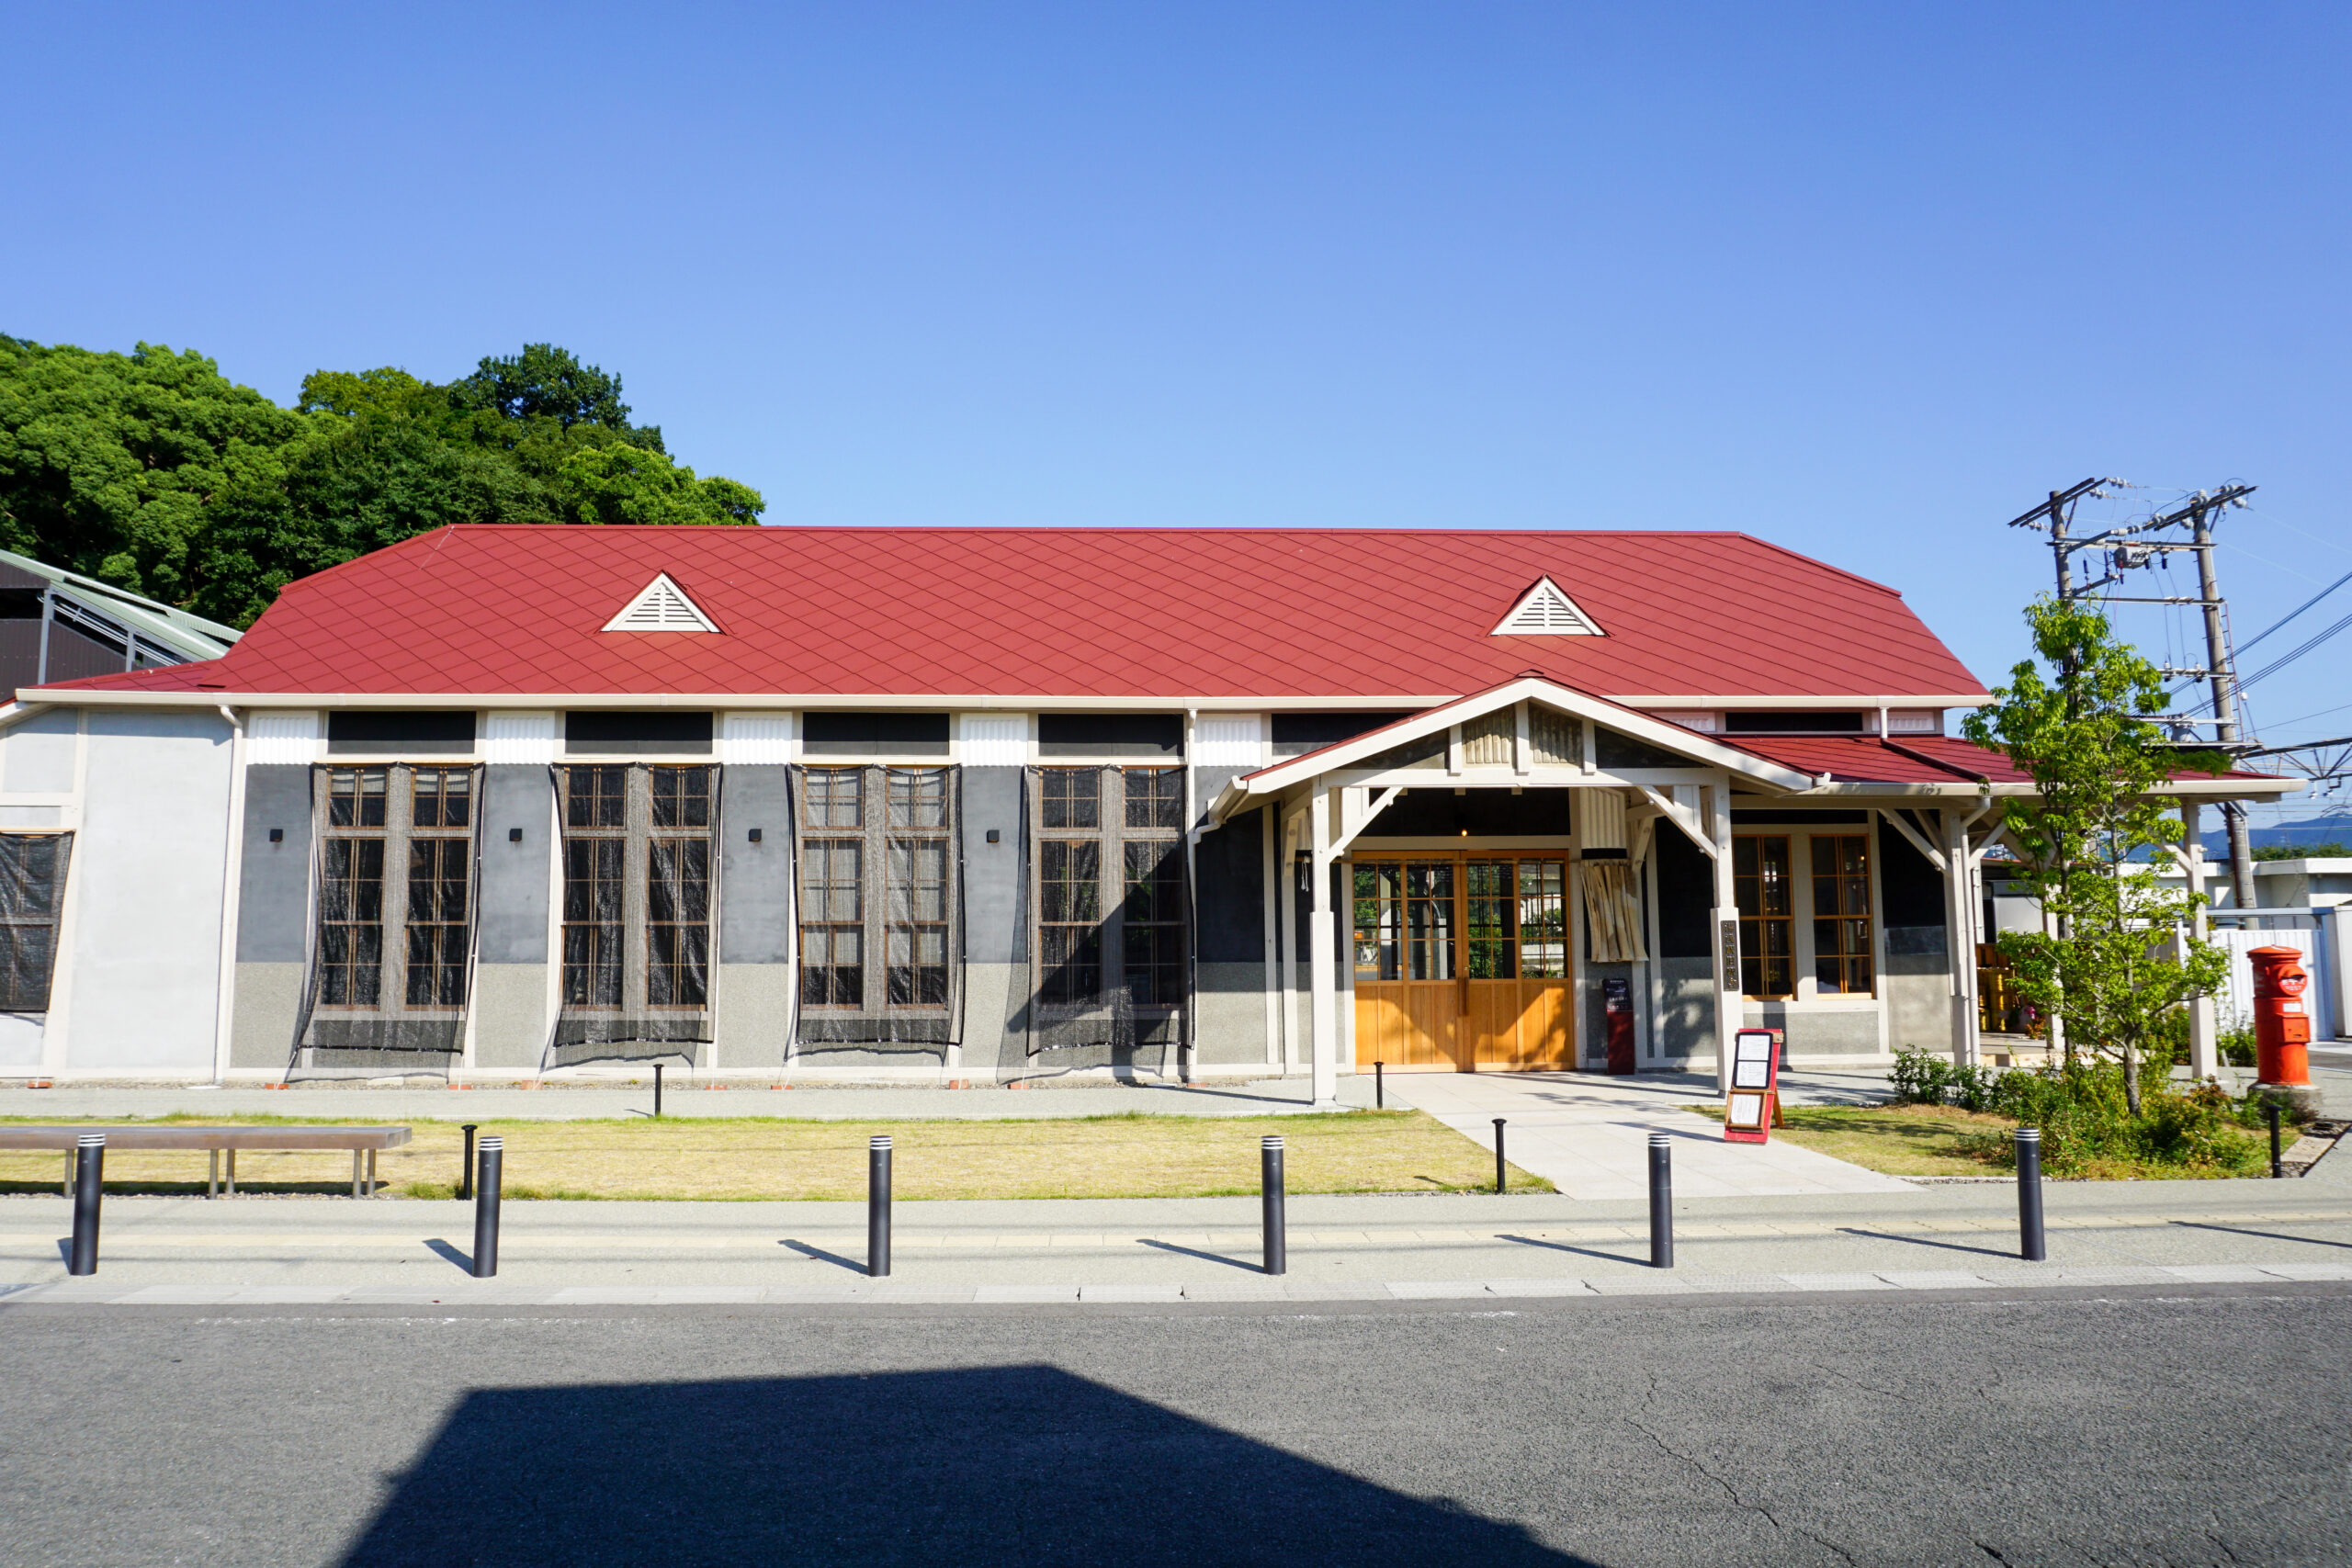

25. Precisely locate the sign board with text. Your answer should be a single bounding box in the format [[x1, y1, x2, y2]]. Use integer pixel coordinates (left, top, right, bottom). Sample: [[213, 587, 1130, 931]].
[[1724, 1028, 1782, 1144]]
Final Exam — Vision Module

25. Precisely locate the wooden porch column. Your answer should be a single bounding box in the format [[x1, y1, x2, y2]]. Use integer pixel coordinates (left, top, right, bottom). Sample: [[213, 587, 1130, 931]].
[[1943, 809, 1984, 1068], [2178, 802, 2219, 1078], [1309, 780, 1340, 1105], [1708, 781, 1736, 1092]]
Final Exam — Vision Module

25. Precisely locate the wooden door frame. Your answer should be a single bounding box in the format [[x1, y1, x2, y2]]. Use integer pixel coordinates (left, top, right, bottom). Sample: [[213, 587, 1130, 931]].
[[1350, 849, 1578, 1072]]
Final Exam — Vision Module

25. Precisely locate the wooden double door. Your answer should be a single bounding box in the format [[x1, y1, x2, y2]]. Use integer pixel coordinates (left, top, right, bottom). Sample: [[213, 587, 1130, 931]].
[[1351, 854, 1574, 1071]]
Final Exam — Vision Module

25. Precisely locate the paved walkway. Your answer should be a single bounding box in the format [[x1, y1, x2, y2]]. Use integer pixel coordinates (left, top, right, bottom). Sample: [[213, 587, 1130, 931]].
[[1386, 1069, 1916, 1199]]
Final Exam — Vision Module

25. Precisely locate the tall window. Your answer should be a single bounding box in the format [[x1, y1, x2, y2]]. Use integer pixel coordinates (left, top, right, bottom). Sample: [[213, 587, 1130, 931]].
[[312, 765, 478, 1041], [1034, 767, 1185, 1015], [1811, 834, 1873, 996], [559, 764, 713, 1020], [796, 766, 959, 1035], [0, 833, 73, 1013], [1734, 835, 1793, 999]]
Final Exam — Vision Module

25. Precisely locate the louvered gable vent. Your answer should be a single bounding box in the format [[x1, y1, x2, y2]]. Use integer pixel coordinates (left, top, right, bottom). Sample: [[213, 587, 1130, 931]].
[[1491, 577, 1603, 637], [602, 573, 720, 634]]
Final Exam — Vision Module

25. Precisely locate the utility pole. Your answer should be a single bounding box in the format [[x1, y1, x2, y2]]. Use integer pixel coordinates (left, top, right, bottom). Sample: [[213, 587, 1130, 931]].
[[2188, 496, 2258, 913]]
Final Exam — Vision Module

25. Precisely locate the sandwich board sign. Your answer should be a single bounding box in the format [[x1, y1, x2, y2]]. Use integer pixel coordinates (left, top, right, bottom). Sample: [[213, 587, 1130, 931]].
[[1723, 1028, 1782, 1144]]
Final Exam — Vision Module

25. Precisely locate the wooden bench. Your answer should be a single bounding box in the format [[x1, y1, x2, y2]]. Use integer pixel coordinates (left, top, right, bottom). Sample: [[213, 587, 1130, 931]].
[[0, 1126, 413, 1198]]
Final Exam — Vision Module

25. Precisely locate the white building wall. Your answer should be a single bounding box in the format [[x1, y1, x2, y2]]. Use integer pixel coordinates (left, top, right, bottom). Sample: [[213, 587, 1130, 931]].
[[57, 710, 234, 1073]]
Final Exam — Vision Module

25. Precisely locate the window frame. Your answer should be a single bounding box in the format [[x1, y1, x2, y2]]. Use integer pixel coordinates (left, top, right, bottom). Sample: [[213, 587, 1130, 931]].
[[794, 765, 960, 1033], [313, 764, 481, 1021], [1031, 765, 1188, 1021], [557, 763, 716, 1021], [1733, 833, 1795, 1001], [0, 832, 73, 1014]]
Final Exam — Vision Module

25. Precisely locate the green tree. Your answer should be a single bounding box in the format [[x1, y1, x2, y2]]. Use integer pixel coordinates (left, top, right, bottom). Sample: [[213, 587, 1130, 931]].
[[557, 443, 764, 526], [0, 335, 764, 628], [1962, 597, 2229, 1112], [0, 336, 307, 604]]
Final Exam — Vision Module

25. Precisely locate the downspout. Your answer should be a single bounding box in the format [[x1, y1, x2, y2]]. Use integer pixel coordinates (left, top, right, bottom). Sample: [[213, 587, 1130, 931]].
[[211, 705, 248, 1085]]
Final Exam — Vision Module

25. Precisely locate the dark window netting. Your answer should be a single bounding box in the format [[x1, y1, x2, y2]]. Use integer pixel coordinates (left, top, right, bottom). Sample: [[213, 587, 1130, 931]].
[[790, 765, 962, 1059], [0, 832, 72, 1014], [548, 762, 720, 1067], [1023, 765, 1190, 1073], [290, 764, 482, 1077]]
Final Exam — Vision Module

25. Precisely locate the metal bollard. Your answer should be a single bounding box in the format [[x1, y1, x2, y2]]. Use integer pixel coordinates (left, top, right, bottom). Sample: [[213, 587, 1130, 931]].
[[471, 1135, 503, 1278], [2267, 1100, 2283, 1179], [653, 1062, 664, 1120], [868, 1134, 893, 1278], [458, 1123, 477, 1201], [1374, 1061, 1385, 1110], [1494, 1118, 1508, 1194], [2015, 1128, 2046, 1261], [67, 1134, 104, 1276], [1647, 1134, 1673, 1269], [1261, 1135, 1286, 1276]]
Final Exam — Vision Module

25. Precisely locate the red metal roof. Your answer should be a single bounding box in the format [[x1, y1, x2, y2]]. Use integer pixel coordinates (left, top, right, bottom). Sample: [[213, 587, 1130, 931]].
[[1733, 735, 2032, 784], [40, 525, 1989, 703]]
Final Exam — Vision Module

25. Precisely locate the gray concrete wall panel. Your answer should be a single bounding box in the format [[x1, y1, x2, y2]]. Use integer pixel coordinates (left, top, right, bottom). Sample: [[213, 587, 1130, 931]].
[[470, 964, 548, 1070], [66, 710, 232, 1072], [479, 766, 551, 964], [235, 764, 312, 963], [230, 962, 305, 1069], [1193, 960, 1268, 1064], [1744, 1003, 1883, 1056], [718, 766, 793, 965], [716, 963, 794, 1064]]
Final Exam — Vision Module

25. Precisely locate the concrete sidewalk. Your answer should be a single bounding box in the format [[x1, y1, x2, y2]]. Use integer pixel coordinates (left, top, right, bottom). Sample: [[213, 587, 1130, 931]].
[[1385, 1069, 1915, 1199], [6, 1160, 2346, 1303]]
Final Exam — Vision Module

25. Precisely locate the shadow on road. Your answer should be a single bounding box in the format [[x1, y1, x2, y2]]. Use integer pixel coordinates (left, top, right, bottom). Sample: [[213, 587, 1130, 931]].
[[336, 1366, 1589, 1566], [1136, 1236, 1261, 1272], [420, 1239, 471, 1272], [781, 1237, 867, 1272], [1839, 1227, 2015, 1260], [2168, 1220, 2352, 1251]]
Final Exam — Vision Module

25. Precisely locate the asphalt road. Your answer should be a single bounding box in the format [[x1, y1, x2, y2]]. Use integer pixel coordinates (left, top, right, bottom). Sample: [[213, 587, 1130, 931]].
[[2, 1286, 2346, 1568]]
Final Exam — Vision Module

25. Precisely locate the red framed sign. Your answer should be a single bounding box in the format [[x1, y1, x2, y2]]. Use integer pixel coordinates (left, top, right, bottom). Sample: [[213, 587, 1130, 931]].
[[1724, 1027, 1782, 1144]]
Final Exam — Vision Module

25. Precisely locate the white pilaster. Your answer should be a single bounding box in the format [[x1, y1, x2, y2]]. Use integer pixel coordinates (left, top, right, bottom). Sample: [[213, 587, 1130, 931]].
[[483, 711, 559, 766], [720, 711, 795, 764], [1309, 781, 1338, 1105], [1709, 781, 1736, 1091]]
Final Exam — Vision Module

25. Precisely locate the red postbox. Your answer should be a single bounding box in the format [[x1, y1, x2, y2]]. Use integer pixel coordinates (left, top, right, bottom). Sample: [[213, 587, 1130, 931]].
[[2249, 946, 2313, 1089]]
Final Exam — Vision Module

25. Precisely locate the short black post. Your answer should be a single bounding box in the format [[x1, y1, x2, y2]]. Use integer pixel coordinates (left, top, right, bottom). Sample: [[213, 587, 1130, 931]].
[[653, 1062, 664, 1120], [1261, 1134, 1286, 1276], [2267, 1100, 2283, 1179], [1374, 1061, 1385, 1109], [867, 1134, 893, 1278], [2015, 1127, 2046, 1261], [67, 1133, 104, 1276], [458, 1123, 478, 1201], [471, 1135, 503, 1279], [1647, 1134, 1673, 1269], [1493, 1118, 1508, 1193]]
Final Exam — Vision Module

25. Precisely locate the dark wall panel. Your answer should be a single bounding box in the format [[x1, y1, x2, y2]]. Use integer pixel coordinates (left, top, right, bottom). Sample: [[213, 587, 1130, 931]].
[[718, 765, 793, 964], [961, 766, 1023, 964], [1654, 828, 1714, 959], [1878, 817, 1947, 929], [1194, 807, 1265, 964], [235, 764, 314, 964], [479, 765, 551, 964]]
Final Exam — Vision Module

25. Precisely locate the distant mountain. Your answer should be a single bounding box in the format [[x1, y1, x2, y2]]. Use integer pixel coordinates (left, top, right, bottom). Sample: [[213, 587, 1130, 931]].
[[2199, 816, 2352, 856]]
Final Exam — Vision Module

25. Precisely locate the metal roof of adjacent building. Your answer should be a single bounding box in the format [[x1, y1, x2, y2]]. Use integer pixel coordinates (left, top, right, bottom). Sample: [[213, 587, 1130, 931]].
[[36, 525, 1989, 705]]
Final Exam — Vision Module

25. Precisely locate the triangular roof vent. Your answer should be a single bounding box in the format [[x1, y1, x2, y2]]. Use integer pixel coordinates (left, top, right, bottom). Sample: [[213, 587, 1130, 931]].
[[602, 573, 720, 633], [1491, 577, 1603, 637]]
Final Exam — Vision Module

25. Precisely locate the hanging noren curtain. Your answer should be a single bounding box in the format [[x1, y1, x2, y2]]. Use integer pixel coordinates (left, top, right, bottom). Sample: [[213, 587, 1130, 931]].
[[548, 762, 721, 1067], [790, 764, 963, 1057], [291, 763, 483, 1076], [1578, 858, 1648, 964]]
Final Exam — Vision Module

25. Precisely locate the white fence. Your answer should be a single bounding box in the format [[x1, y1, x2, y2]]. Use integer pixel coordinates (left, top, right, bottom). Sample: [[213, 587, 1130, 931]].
[[2206, 914, 2350, 1040]]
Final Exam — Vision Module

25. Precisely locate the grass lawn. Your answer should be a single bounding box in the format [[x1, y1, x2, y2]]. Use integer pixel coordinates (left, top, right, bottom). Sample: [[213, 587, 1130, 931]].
[[0, 1109, 1554, 1201], [1688, 1102, 2273, 1180]]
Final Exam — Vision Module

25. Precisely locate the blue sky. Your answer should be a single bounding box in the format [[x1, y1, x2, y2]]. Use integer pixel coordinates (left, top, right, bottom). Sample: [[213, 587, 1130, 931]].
[[5, 3, 2346, 818]]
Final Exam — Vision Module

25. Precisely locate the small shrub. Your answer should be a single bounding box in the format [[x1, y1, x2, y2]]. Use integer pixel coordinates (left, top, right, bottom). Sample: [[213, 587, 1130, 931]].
[[1948, 1063, 1999, 1113], [2217, 1023, 2257, 1067], [1964, 1058, 2267, 1177], [1890, 1048, 1953, 1105]]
